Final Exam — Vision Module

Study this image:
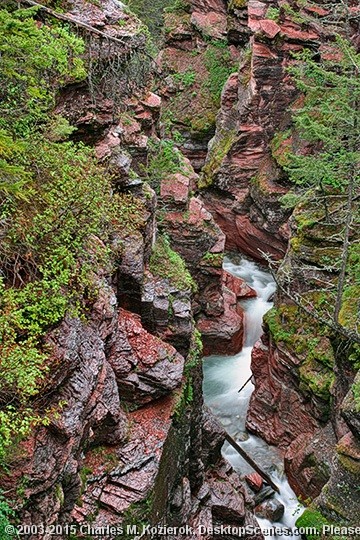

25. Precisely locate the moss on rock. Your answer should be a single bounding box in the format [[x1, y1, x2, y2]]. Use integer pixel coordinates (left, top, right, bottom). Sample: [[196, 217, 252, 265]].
[[199, 129, 237, 188], [299, 357, 334, 401], [149, 235, 196, 291]]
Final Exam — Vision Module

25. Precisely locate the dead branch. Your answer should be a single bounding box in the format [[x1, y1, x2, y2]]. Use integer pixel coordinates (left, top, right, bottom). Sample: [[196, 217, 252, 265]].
[[19, 0, 128, 46], [261, 251, 360, 345]]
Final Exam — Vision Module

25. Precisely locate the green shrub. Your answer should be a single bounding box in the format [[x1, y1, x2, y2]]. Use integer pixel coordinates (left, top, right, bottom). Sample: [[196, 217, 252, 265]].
[[0, 7, 86, 136], [266, 7, 280, 21], [149, 236, 196, 291], [173, 69, 196, 88], [0, 490, 15, 540], [0, 137, 120, 464], [203, 41, 237, 106], [145, 139, 186, 191]]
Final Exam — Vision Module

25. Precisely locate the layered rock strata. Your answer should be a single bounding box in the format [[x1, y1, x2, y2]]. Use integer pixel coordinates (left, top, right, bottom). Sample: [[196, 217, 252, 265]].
[[0, 1, 265, 536]]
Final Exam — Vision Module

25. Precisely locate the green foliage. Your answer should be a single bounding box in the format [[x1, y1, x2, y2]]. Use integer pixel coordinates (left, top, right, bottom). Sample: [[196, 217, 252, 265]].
[[265, 7, 280, 21], [149, 236, 196, 291], [200, 252, 224, 267], [282, 2, 307, 25], [286, 40, 360, 192], [121, 494, 153, 537], [0, 130, 31, 200], [0, 8, 94, 466], [352, 378, 360, 413], [111, 193, 146, 235], [284, 36, 360, 341], [0, 0, 151, 472], [0, 7, 86, 136], [47, 116, 77, 142], [0, 137, 121, 465], [145, 139, 186, 191], [164, 0, 189, 13], [0, 490, 15, 540], [127, 0, 189, 42], [204, 41, 237, 106], [279, 191, 302, 209], [173, 69, 196, 88]]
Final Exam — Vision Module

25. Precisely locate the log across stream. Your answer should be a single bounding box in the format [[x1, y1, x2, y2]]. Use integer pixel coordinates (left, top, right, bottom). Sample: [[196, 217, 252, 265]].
[[203, 255, 304, 539]]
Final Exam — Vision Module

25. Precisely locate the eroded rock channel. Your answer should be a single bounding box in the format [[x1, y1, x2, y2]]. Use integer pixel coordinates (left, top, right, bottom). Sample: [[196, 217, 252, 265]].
[[1, 0, 359, 537], [203, 256, 304, 538]]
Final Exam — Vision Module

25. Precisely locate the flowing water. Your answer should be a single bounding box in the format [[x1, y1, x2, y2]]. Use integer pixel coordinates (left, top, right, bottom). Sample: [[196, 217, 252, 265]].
[[203, 256, 304, 538]]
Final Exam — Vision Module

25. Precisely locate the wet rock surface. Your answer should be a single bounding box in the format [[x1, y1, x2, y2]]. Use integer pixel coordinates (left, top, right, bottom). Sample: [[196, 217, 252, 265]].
[[198, 0, 342, 262], [245, 473, 263, 493], [255, 499, 284, 522], [7, 0, 360, 535]]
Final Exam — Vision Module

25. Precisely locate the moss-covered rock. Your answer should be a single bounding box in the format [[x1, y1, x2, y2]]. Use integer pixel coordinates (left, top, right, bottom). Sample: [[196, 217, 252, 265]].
[[296, 508, 331, 540], [199, 128, 237, 188], [299, 357, 334, 401]]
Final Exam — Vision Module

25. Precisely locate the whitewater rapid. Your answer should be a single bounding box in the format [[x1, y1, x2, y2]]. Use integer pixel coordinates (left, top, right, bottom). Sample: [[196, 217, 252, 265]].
[[203, 256, 304, 539]]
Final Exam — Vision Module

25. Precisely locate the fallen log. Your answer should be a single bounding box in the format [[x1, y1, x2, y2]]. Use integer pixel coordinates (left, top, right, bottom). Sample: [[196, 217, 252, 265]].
[[238, 374, 252, 393], [224, 432, 280, 493]]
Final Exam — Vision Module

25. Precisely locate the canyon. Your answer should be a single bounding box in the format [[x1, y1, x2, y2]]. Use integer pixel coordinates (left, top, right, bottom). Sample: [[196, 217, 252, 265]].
[[0, 0, 359, 538]]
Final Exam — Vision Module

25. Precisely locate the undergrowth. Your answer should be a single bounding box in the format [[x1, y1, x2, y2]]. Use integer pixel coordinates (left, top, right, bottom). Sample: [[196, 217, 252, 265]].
[[0, 5, 145, 466], [149, 236, 196, 291]]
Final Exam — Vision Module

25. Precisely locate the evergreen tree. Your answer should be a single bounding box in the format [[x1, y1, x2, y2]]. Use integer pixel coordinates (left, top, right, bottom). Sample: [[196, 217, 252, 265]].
[[285, 36, 360, 336]]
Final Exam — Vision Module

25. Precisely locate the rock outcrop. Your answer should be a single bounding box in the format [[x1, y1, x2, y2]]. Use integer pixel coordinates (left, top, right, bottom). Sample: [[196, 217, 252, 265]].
[[198, 0, 347, 261], [0, 1, 264, 535]]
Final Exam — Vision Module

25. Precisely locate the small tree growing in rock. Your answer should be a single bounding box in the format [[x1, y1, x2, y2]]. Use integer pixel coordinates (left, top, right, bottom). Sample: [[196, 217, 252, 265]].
[[283, 35, 360, 340]]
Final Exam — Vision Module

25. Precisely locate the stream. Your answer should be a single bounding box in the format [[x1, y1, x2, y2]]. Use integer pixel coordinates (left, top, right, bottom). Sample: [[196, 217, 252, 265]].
[[203, 255, 304, 538]]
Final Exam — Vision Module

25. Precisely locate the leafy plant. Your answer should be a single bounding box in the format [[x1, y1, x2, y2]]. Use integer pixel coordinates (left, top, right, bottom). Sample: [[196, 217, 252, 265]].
[[0, 130, 31, 200], [0, 490, 15, 540], [173, 69, 196, 88], [149, 235, 196, 291], [164, 0, 189, 14], [266, 7, 280, 21], [145, 138, 186, 191], [203, 41, 237, 106], [0, 7, 86, 136]]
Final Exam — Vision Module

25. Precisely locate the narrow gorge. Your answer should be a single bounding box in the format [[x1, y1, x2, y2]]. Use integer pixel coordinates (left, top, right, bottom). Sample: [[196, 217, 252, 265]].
[[0, 0, 359, 539]]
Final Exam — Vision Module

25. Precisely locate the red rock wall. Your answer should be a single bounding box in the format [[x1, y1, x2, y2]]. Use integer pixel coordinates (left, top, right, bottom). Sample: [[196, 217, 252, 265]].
[[0, 1, 264, 534], [199, 0, 344, 262]]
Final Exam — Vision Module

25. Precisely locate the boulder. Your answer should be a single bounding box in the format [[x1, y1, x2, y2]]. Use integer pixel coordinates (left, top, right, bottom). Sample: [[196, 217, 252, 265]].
[[245, 472, 263, 492], [107, 309, 185, 405], [191, 11, 227, 39], [255, 498, 285, 522], [197, 287, 244, 356]]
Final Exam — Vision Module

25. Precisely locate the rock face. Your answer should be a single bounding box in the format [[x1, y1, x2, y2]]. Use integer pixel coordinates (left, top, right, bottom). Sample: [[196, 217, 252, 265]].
[[2, 202, 260, 538], [157, 0, 241, 171], [198, 0, 344, 261], [0, 1, 264, 534], [156, 154, 249, 356], [255, 499, 284, 522]]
